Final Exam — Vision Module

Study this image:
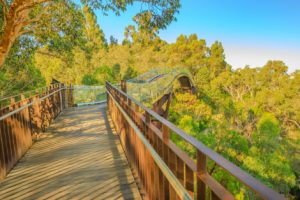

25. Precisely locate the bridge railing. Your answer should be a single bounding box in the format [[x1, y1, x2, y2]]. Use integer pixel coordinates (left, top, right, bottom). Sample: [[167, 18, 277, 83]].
[[0, 84, 73, 180], [73, 85, 106, 106], [106, 82, 285, 200], [126, 67, 194, 106]]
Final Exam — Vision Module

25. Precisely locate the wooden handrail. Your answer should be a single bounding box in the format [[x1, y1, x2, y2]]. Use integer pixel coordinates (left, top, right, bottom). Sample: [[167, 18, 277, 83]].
[[107, 90, 192, 200], [0, 84, 74, 180], [0, 84, 61, 101], [106, 81, 285, 200], [0, 86, 65, 121]]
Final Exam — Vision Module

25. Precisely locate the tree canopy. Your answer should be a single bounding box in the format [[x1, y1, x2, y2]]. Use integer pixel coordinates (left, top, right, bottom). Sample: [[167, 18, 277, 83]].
[[0, 0, 180, 67]]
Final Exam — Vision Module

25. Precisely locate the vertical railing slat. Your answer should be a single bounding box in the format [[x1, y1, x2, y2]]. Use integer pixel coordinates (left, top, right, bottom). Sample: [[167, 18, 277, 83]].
[[0, 84, 72, 180], [197, 150, 207, 200]]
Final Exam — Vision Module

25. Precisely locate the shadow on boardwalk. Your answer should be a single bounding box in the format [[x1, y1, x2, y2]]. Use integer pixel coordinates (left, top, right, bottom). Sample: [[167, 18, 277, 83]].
[[0, 105, 141, 200]]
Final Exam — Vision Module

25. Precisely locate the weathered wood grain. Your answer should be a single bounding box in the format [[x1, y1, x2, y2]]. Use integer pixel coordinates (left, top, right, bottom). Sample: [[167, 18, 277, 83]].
[[0, 105, 141, 200]]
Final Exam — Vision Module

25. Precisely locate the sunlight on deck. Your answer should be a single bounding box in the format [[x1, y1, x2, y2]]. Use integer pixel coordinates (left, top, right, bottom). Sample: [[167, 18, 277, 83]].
[[0, 105, 141, 200]]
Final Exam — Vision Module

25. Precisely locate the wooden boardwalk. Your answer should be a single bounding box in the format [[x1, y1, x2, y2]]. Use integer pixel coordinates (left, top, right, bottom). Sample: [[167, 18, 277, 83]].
[[0, 105, 142, 200]]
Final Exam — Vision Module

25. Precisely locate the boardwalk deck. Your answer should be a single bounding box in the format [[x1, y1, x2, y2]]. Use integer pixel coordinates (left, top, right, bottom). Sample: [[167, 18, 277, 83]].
[[0, 105, 142, 200]]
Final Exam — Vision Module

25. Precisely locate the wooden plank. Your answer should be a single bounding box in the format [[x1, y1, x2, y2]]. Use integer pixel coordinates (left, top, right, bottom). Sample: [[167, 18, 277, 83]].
[[0, 110, 6, 179], [185, 164, 194, 197], [176, 155, 184, 185], [1, 109, 11, 174], [0, 105, 141, 200]]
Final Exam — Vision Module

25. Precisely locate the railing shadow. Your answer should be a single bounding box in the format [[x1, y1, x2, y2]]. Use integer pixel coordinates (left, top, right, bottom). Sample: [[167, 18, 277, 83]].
[[0, 105, 139, 199]]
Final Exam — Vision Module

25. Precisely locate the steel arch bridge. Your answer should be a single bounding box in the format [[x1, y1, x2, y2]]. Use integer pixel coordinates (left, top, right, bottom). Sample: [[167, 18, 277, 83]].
[[126, 67, 196, 118]]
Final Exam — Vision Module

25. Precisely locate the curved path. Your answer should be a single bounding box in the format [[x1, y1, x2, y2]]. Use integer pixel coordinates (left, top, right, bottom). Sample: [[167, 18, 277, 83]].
[[0, 105, 141, 200], [126, 68, 195, 106]]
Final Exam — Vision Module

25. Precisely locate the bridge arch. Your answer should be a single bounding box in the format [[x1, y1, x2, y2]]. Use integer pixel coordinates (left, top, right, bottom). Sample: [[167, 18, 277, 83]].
[[171, 73, 196, 94], [125, 68, 196, 118]]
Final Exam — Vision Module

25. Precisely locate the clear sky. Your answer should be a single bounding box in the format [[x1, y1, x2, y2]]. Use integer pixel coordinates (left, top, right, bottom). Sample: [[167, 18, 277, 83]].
[[94, 0, 300, 72]]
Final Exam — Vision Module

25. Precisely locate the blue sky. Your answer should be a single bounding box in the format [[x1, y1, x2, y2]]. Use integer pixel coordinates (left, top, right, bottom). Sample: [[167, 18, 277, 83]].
[[93, 0, 300, 72]]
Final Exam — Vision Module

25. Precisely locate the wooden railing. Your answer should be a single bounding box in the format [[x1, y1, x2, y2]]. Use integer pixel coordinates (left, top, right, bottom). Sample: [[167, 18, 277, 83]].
[[106, 82, 285, 200], [0, 84, 74, 180]]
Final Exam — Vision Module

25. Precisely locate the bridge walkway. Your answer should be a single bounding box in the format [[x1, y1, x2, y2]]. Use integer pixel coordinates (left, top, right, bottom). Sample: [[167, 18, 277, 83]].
[[0, 105, 141, 200]]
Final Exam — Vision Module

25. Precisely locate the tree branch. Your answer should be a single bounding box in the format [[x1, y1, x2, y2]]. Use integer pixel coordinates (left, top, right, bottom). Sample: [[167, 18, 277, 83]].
[[19, 17, 40, 27], [209, 162, 217, 174], [0, 0, 8, 26], [16, 29, 33, 37], [16, 0, 52, 15], [0, 0, 8, 11], [287, 119, 300, 129], [14, 3, 52, 38], [36, 50, 68, 63]]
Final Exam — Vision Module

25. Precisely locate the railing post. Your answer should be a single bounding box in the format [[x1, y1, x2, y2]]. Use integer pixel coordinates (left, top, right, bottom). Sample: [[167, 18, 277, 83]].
[[31, 96, 41, 140], [106, 83, 109, 110], [0, 109, 6, 180], [59, 84, 63, 113], [65, 85, 69, 108], [162, 124, 169, 141], [184, 165, 195, 197], [162, 124, 170, 199], [70, 84, 74, 107], [176, 156, 184, 185], [197, 150, 207, 200], [121, 80, 127, 93], [133, 104, 139, 127], [145, 112, 150, 124], [8, 97, 21, 166], [20, 95, 32, 151]]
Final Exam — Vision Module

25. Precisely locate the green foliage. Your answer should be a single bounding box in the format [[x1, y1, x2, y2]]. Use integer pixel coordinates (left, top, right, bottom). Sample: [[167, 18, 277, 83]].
[[30, 1, 86, 60], [168, 59, 299, 198], [112, 63, 121, 82], [253, 113, 280, 152], [94, 65, 114, 84], [209, 41, 227, 76], [109, 36, 118, 45], [81, 74, 99, 85], [73, 85, 106, 104], [83, 5, 107, 52], [1, 0, 180, 93], [0, 37, 46, 96], [123, 66, 138, 80], [82, 0, 180, 30], [81, 65, 118, 85]]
